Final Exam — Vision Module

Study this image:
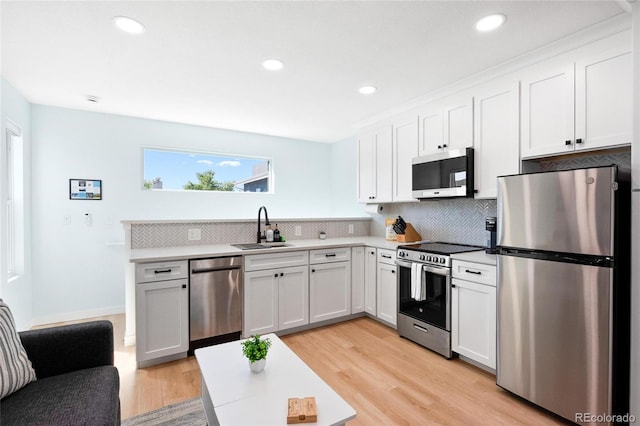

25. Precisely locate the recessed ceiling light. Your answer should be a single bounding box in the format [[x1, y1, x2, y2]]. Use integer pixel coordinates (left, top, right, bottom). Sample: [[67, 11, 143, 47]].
[[262, 59, 284, 71], [359, 86, 377, 95], [475, 13, 506, 32], [113, 16, 146, 34], [86, 95, 100, 103]]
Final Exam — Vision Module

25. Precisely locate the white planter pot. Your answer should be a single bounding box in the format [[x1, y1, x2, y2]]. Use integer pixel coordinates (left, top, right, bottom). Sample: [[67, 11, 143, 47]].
[[249, 358, 266, 373]]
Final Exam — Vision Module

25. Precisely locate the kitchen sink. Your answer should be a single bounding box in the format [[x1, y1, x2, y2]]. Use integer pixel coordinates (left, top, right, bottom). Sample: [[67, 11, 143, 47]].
[[231, 242, 292, 250]]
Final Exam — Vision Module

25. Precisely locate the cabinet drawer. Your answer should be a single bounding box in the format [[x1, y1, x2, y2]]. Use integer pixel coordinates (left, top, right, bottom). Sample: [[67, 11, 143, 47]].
[[452, 260, 496, 287], [245, 251, 309, 271], [377, 249, 396, 265], [309, 247, 351, 264], [136, 260, 188, 283]]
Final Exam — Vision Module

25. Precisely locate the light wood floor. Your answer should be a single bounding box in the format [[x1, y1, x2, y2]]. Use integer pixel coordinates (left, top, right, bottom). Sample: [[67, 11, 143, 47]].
[[36, 315, 567, 425]]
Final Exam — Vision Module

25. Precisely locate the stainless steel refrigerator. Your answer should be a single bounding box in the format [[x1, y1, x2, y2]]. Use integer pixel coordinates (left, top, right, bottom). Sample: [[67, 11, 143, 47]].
[[496, 166, 630, 425]]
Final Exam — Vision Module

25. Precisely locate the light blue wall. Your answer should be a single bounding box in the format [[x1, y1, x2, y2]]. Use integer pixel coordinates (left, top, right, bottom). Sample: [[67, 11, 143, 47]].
[[0, 78, 33, 330], [29, 105, 362, 323]]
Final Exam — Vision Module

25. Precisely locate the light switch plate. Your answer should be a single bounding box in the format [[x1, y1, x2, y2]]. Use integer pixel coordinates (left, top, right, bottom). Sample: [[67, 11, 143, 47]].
[[348, 224, 354, 234], [295, 226, 302, 236]]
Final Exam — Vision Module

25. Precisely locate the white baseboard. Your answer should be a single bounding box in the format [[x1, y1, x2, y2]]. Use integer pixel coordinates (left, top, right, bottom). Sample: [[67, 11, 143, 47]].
[[31, 305, 125, 327]]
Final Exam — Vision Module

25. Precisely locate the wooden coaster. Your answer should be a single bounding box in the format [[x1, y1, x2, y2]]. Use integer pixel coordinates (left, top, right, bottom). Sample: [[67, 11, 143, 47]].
[[287, 397, 317, 424]]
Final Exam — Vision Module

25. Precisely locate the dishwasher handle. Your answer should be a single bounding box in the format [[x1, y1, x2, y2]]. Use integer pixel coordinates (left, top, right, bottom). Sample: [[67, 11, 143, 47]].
[[191, 265, 241, 274]]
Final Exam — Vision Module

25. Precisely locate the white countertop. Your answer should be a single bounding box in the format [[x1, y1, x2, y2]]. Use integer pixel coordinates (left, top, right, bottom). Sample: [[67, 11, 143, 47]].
[[130, 236, 408, 263], [451, 250, 497, 265]]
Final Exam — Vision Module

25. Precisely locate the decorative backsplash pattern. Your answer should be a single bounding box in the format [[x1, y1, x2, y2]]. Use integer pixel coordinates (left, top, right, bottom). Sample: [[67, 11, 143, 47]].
[[522, 150, 631, 173], [369, 199, 497, 247], [130, 220, 370, 249]]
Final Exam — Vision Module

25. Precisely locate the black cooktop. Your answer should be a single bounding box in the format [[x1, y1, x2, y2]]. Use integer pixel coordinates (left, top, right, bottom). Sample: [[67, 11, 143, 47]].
[[401, 242, 483, 255]]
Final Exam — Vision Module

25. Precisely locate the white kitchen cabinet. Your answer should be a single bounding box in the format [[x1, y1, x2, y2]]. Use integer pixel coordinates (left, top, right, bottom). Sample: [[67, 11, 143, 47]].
[[357, 125, 393, 203], [521, 32, 631, 158], [364, 247, 377, 315], [451, 259, 496, 370], [418, 94, 473, 156], [309, 261, 351, 323], [473, 79, 520, 199], [278, 265, 310, 330], [392, 113, 419, 202], [244, 251, 309, 336], [351, 247, 365, 314], [376, 249, 397, 327], [244, 270, 279, 335], [135, 260, 189, 367]]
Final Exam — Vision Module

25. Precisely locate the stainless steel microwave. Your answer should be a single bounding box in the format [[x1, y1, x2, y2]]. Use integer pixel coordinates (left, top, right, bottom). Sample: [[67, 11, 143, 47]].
[[412, 147, 474, 199]]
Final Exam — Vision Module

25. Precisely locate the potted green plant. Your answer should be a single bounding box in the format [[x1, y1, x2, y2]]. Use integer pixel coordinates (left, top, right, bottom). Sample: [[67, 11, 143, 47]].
[[241, 335, 272, 373]]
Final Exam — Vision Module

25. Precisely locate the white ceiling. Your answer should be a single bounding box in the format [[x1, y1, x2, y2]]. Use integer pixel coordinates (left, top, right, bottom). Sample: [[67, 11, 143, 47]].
[[0, 1, 628, 143]]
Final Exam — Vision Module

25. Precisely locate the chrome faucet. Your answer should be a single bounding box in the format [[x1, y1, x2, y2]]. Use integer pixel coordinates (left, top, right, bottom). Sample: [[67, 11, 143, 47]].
[[257, 206, 270, 243]]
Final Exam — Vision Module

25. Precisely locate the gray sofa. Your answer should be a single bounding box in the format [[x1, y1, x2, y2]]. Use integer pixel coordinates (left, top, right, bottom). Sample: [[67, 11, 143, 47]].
[[1, 320, 121, 425]]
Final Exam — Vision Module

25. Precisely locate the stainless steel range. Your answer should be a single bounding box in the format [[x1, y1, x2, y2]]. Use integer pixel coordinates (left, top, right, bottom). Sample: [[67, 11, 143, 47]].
[[396, 242, 481, 358]]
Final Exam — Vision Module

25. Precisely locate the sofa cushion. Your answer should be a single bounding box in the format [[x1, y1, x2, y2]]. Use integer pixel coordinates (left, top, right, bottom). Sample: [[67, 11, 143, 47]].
[[0, 299, 36, 399], [0, 365, 120, 426]]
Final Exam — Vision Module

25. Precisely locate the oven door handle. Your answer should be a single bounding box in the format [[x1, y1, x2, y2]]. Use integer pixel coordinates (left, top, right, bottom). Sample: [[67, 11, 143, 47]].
[[395, 260, 449, 277]]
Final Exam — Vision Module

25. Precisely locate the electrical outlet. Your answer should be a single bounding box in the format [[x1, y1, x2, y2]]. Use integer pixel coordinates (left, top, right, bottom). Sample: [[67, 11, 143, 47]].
[[348, 224, 354, 234], [295, 226, 302, 236], [188, 228, 202, 241]]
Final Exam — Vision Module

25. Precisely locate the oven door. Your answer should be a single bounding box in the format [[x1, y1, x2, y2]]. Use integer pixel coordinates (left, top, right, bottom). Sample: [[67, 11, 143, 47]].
[[397, 259, 451, 331]]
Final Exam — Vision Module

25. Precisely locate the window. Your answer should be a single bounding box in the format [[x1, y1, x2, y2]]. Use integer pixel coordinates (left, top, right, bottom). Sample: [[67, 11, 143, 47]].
[[5, 121, 23, 278], [143, 148, 271, 193]]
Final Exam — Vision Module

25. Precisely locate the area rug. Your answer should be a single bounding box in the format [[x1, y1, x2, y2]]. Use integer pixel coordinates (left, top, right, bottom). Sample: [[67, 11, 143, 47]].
[[122, 398, 207, 426]]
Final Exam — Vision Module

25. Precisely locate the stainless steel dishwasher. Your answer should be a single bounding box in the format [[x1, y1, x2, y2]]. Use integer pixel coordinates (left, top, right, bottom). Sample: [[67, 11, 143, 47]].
[[189, 256, 242, 352]]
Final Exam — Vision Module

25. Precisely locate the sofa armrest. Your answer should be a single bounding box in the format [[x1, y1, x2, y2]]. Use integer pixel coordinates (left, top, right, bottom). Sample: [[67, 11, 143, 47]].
[[18, 320, 114, 379]]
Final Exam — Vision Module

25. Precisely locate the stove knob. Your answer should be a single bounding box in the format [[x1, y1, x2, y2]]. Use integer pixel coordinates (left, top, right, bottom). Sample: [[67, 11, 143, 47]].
[[398, 252, 404, 258], [440, 258, 446, 264], [419, 254, 425, 261]]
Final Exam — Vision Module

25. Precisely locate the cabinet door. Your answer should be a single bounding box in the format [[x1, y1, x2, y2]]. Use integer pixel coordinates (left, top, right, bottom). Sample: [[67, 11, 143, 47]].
[[357, 131, 376, 202], [521, 63, 575, 158], [364, 248, 377, 315], [575, 46, 632, 151], [309, 262, 351, 323], [375, 126, 393, 202], [244, 270, 279, 336], [444, 94, 474, 150], [376, 262, 397, 327], [451, 278, 496, 369], [418, 105, 443, 156], [136, 279, 188, 362], [351, 247, 365, 314], [473, 80, 520, 199], [278, 266, 309, 331], [393, 113, 419, 202]]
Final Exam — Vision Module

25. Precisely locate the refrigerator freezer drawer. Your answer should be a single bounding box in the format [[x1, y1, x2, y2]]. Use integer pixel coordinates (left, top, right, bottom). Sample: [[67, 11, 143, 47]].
[[497, 255, 613, 423]]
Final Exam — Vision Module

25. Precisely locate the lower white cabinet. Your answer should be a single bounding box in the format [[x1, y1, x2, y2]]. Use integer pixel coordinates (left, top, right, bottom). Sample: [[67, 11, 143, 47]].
[[244, 251, 309, 336], [135, 260, 189, 367], [351, 247, 365, 314], [309, 262, 351, 323], [244, 265, 309, 336], [451, 259, 497, 370], [364, 247, 377, 315], [376, 249, 397, 327]]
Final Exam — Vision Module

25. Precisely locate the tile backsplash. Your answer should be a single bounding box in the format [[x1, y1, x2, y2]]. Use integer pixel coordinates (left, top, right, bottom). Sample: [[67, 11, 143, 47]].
[[370, 199, 497, 247], [130, 220, 370, 249]]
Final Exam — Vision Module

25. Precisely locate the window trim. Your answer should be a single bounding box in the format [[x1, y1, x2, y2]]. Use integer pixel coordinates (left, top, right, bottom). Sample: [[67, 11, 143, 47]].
[[5, 120, 23, 280]]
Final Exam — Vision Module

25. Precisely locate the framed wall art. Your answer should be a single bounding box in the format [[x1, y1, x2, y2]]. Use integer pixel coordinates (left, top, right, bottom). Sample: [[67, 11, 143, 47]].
[[69, 179, 102, 200]]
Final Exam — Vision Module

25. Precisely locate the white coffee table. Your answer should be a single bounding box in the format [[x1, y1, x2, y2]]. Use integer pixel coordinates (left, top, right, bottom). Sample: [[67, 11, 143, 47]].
[[195, 333, 356, 425]]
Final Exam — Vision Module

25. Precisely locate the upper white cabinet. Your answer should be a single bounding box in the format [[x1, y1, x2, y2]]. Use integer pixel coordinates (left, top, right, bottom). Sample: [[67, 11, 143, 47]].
[[392, 113, 419, 202], [473, 80, 520, 199], [357, 125, 393, 203], [521, 32, 631, 158], [418, 93, 473, 157]]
